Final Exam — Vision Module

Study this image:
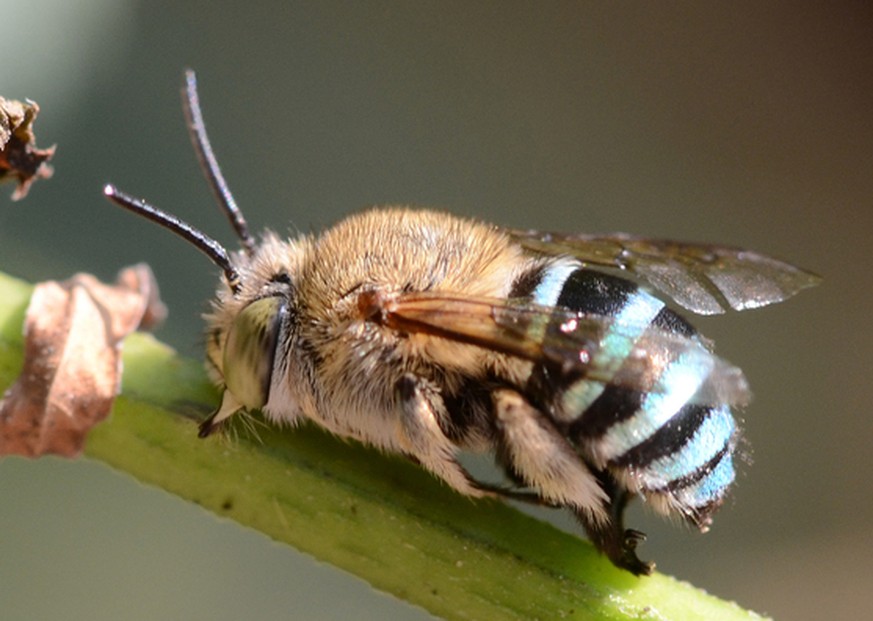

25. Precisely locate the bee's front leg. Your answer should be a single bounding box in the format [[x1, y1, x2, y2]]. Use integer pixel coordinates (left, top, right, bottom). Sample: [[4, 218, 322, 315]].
[[395, 374, 494, 499]]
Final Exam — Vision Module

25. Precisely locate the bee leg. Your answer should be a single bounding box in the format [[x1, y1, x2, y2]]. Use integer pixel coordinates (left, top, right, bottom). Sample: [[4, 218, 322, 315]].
[[579, 475, 654, 576], [491, 389, 610, 529], [396, 374, 494, 499], [471, 484, 562, 507]]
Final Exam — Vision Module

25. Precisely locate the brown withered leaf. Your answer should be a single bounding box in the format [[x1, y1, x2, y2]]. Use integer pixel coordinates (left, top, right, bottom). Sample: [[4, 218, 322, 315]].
[[0, 97, 55, 200], [0, 265, 167, 457]]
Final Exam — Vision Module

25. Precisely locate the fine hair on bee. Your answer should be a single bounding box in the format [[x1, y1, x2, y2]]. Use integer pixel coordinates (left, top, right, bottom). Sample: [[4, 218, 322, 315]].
[[103, 70, 820, 575]]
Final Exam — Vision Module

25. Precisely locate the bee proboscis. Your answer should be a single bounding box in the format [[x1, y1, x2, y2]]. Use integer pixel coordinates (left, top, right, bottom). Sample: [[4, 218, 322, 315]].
[[103, 71, 819, 574]]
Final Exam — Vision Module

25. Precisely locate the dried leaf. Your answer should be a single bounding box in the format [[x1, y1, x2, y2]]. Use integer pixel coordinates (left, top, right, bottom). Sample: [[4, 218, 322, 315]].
[[0, 265, 167, 457], [0, 97, 55, 200]]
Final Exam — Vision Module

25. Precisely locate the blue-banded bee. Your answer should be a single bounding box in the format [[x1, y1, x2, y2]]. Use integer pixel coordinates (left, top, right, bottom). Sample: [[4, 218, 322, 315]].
[[104, 71, 819, 575]]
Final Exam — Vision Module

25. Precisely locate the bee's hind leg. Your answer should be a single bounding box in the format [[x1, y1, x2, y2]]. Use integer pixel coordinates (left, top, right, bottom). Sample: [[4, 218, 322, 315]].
[[491, 389, 611, 528], [492, 388, 653, 575], [578, 474, 654, 576]]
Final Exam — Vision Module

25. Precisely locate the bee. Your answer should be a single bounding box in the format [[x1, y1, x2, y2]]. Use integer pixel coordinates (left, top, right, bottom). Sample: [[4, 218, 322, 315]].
[[103, 71, 820, 575]]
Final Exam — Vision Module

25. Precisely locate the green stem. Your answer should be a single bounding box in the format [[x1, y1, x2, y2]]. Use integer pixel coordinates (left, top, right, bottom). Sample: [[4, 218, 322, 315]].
[[0, 271, 766, 621]]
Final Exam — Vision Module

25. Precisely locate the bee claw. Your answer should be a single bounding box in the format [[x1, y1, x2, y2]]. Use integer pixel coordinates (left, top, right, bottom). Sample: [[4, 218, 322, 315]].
[[621, 529, 654, 575]]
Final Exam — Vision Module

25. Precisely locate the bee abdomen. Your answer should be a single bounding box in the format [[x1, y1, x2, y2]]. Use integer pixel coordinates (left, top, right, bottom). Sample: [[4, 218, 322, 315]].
[[613, 403, 737, 523], [533, 267, 738, 523]]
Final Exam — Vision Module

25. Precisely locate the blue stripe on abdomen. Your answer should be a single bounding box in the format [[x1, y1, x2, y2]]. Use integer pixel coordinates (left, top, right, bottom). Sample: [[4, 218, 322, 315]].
[[630, 404, 735, 491], [673, 448, 736, 510], [560, 286, 664, 417], [530, 259, 581, 307], [597, 346, 713, 461]]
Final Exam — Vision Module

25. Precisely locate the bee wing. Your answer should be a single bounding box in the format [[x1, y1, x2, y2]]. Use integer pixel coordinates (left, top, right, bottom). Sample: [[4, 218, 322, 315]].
[[384, 292, 750, 407], [509, 229, 821, 315]]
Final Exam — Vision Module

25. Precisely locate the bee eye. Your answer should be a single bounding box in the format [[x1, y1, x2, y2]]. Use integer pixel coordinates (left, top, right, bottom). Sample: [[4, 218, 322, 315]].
[[222, 296, 286, 410]]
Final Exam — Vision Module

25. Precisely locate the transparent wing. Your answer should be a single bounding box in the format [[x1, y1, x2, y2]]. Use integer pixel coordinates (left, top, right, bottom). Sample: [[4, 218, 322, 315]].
[[509, 229, 821, 315], [381, 291, 750, 407]]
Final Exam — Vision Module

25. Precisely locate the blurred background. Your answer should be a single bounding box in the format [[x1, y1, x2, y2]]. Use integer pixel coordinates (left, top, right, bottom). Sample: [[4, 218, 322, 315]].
[[1, 2, 870, 619]]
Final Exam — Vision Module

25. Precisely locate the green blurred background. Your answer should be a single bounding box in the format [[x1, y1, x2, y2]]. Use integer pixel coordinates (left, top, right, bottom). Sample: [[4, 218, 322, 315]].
[[1, 2, 870, 619]]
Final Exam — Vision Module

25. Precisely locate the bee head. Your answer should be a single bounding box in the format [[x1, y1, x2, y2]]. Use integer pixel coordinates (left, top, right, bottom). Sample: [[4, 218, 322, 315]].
[[200, 236, 309, 436], [103, 70, 302, 438], [205, 293, 287, 435]]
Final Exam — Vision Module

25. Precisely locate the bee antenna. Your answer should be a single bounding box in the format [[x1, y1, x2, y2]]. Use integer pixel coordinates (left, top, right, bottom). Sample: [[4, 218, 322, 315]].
[[182, 69, 256, 255], [103, 184, 242, 295]]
